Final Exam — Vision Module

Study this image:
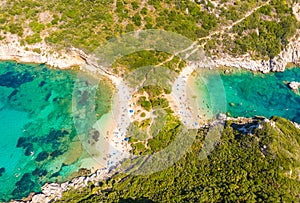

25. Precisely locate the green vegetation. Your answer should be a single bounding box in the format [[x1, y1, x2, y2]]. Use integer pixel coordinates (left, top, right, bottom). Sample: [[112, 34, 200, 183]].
[[32, 48, 41, 54], [213, 0, 299, 59], [1, 0, 297, 61], [112, 50, 186, 74], [137, 96, 151, 112], [127, 85, 177, 155], [24, 34, 42, 44], [56, 117, 300, 202]]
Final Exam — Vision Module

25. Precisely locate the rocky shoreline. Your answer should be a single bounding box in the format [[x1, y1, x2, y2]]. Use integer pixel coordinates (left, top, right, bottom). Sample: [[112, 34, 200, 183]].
[[1, 26, 299, 73], [9, 166, 120, 203], [0, 33, 85, 69], [212, 30, 300, 73]]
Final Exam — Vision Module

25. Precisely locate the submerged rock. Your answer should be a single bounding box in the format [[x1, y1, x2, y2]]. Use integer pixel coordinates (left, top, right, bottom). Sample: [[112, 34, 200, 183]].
[[50, 171, 61, 179], [8, 89, 19, 100], [89, 129, 100, 142], [24, 143, 34, 156], [45, 92, 52, 101], [80, 90, 89, 105], [50, 150, 63, 158], [0, 167, 5, 177], [35, 151, 49, 162], [16, 137, 27, 148], [46, 129, 69, 142], [13, 173, 35, 199], [32, 168, 47, 177], [0, 71, 34, 88], [39, 81, 46, 87]]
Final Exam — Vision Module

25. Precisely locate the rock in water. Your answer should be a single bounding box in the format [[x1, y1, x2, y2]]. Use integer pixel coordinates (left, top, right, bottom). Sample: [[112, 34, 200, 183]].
[[288, 81, 300, 93]]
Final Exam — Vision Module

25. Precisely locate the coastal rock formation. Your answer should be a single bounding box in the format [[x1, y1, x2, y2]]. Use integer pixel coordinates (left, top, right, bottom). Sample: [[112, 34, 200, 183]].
[[9, 168, 112, 203], [212, 2, 300, 73], [1, 28, 299, 73], [213, 30, 300, 73], [0, 33, 85, 69], [293, 3, 300, 22], [288, 81, 300, 93]]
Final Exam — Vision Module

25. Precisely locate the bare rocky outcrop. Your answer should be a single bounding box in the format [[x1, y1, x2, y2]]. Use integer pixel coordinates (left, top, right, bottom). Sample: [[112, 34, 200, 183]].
[[293, 3, 300, 22], [288, 81, 300, 93], [1, 28, 299, 73], [294, 122, 300, 129], [9, 167, 113, 203], [212, 29, 300, 73], [0, 33, 85, 69]]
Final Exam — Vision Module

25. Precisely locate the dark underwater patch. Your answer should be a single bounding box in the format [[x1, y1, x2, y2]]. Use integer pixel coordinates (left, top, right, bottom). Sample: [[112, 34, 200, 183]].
[[0, 167, 5, 177], [45, 92, 52, 101], [16, 137, 27, 148], [0, 71, 34, 88], [39, 81, 46, 87], [35, 151, 49, 162], [50, 150, 63, 158], [32, 168, 47, 177], [8, 89, 19, 100], [13, 173, 35, 200], [24, 143, 34, 156]]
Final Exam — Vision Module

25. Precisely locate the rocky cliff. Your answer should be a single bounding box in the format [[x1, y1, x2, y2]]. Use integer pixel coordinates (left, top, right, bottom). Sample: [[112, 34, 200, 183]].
[[0, 33, 85, 69], [1, 31, 299, 73], [212, 29, 300, 73]]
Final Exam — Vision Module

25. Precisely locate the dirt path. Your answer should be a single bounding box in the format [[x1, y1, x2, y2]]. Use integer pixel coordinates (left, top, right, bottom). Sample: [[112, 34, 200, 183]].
[[157, 0, 270, 68], [198, 0, 270, 46], [111, 0, 119, 31]]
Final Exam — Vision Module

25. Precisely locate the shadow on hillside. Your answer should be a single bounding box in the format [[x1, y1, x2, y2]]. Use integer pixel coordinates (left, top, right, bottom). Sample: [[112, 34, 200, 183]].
[[118, 197, 155, 203]]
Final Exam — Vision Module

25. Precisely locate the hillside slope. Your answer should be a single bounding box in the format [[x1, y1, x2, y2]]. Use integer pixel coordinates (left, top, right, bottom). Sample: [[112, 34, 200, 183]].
[[57, 117, 300, 202]]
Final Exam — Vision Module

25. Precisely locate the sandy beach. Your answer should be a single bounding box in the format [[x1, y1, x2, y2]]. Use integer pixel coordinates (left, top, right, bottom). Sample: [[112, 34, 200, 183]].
[[103, 75, 133, 165], [81, 64, 134, 169], [166, 63, 208, 129]]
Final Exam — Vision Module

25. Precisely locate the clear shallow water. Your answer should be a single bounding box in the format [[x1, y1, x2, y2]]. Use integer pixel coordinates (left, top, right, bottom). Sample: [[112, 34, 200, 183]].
[[195, 67, 300, 123], [0, 61, 111, 201]]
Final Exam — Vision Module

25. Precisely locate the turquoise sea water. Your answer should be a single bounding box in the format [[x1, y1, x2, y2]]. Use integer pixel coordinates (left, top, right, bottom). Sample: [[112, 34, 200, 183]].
[[0, 61, 105, 201], [195, 67, 300, 123]]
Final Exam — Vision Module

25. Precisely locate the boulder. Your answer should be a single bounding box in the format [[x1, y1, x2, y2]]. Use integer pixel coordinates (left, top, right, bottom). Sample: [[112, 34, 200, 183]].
[[288, 81, 300, 93]]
